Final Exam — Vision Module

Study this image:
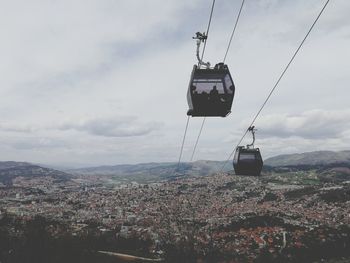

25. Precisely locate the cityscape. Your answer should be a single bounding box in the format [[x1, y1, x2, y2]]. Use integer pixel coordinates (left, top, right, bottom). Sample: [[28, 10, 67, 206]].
[[0, 152, 349, 262]]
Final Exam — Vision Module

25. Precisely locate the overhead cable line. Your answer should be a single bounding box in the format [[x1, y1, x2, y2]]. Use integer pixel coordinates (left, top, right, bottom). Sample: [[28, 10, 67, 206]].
[[200, 0, 216, 65], [190, 0, 246, 162], [220, 0, 331, 172], [176, 116, 190, 173], [223, 0, 246, 63], [190, 117, 206, 161], [175, 0, 216, 172]]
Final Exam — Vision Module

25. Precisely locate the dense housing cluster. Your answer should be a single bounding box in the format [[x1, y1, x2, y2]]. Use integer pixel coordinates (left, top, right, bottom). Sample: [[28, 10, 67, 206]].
[[0, 172, 349, 261]]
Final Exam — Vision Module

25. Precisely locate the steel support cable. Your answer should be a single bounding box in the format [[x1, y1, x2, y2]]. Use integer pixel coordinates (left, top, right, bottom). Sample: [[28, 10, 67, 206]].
[[200, 0, 216, 64], [220, 0, 331, 172], [190, 117, 206, 161], [223, 0, 246, 63], [175, 116, 190, 173], [190, 0, 246, 162]]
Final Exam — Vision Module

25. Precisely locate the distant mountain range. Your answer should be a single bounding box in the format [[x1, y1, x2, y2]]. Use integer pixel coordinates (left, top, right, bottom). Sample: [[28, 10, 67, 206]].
[[68, 150, 350, 183], [264, 150, 350, 167], [70, 150, 350, 174], [263, 151, 350, 184], [0, 161, 70, 186], [1, 150, 349, 186]]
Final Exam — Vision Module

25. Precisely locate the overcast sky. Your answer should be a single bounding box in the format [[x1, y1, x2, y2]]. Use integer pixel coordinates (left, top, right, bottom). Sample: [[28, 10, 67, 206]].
[[0, 0, 349, 167]]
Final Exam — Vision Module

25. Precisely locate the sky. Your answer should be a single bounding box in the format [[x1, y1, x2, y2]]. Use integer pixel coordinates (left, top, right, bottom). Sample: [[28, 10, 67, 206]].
[[0, 0, 349, 167]]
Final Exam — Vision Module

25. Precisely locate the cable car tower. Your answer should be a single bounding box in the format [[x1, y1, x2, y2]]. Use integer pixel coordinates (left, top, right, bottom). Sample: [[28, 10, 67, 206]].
[[233, 126, 263, 176], [187, 32, 235, 117]]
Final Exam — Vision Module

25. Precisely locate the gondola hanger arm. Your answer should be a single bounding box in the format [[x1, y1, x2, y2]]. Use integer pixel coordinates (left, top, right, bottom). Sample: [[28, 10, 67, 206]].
[[246, 126, 256, 149], [193, 32, 211, 69]]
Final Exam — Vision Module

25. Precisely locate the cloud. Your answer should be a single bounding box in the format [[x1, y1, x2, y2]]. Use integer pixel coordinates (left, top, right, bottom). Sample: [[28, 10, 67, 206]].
[[255, 109, 350, 139], [58, 116, 162, 137], [0, 116, 162, 138], [10, 137, 67, 150], [0, 123, 38, 133]]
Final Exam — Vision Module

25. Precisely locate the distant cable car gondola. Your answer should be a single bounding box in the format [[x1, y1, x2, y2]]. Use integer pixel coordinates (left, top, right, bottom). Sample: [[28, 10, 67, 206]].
[[187, 32, 235, 117], [233, 126, 263, 176]]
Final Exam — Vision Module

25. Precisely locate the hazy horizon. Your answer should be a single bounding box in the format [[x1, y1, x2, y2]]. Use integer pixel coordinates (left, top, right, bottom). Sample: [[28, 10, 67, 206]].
[[0, 148, 348, 170]]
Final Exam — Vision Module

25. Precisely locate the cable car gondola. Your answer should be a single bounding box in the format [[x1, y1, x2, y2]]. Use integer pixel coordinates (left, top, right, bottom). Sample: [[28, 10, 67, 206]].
[[233, 126, 263, 176], [187, 32, 235, 117]]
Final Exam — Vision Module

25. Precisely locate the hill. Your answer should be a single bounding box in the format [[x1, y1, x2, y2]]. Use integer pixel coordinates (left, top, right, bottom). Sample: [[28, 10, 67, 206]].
[[263, 150, 350, 184], [68, 150, 350, 185], [264, 150, 350, 167], [2, 150, 350, 186], [0, 161, 71, 186]]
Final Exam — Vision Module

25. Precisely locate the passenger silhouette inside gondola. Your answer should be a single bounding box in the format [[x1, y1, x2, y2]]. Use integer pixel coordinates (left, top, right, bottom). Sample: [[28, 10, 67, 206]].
[[209, 85, 220, 113], [210, 86, 220, 101]]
